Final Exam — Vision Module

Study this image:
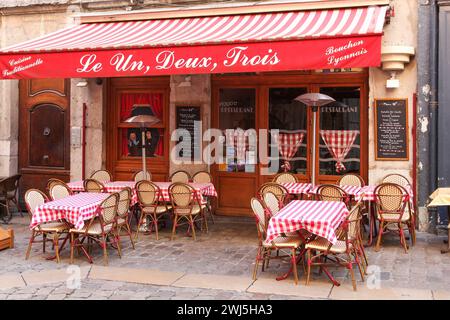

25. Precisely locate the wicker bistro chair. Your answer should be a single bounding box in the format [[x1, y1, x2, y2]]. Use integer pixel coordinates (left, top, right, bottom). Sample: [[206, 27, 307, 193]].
[[273, 172, 298, 184], [0, 174, 22, 221], [133, 170, 152, 182], [169, 182, 207, 240], [317, 184, 351, 208], [69, 193, 121, 265], [116, 188, 135, 249], [48, 180, 73, 201], [305, 200, 365, 291], [135, 181, 171, 241], [257, 182, 290, 206], [83, 179, 105, 193], [338, 174, 365, 187], [90, 170, 113, 182], [24, 189, 70, 263], [374, 183, 416, 253], [192, 171, 215, 224], [170, 170, 191, 183], [250, 197, 303, 284], [381, 174, 411, 188], [192, 171, 212, 183]]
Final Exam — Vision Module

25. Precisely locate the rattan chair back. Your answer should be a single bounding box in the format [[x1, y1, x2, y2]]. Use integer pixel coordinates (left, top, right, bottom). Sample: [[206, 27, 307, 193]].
[[24, 189, 48, 219], [0, 174, 21, 197], [263, 192, 280, 216], [98, 193, 119, 225], [273, 172, 298, 184], [136, 180, 160, 206], [381, 174, 411, 188], [83, 179, 105, 193], [170, 170, 191, 183], [375, 183, 408, 213], [251, 197, 267, 240], [317, 184, 349, 203], [347, 200, 363, 241], [338, 174, 365, 187], [49, 182, 72, 201], [133, 170, 151, 182], [192, 171, 212, 183], [90, 170, 112, 182], [169, 183, 196, 208], [258, 182, 288, 203], [117, 187, 132, 219]]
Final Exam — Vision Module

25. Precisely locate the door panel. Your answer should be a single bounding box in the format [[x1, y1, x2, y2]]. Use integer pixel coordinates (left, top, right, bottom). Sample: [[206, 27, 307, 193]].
[[19, 79, 70, 202]]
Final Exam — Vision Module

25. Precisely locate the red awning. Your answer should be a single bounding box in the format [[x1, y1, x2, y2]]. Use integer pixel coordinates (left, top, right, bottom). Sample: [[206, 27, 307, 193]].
[[0, 5, 388, 79]]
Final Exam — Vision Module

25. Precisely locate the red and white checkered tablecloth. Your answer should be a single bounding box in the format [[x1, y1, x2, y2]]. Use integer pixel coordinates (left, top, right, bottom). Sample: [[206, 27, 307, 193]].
[[319, 130, 359, 173], [103, 181, 138, 204], [309, 184, 362, 196], [275, 132, 305, 172], [354, 185, 414, 202], [280, 182, 312, 195], [30, 192, 110, 230], [67, 180, 85, 192], [154, 182, 217, 204], [265, 200, 349, 245]]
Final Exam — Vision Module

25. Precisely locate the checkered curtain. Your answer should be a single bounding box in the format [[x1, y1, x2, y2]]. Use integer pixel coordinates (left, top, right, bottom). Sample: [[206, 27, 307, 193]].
[[274, 132, 305, 172], [225, 129, 248, 161], [319, 130, 359, 173]]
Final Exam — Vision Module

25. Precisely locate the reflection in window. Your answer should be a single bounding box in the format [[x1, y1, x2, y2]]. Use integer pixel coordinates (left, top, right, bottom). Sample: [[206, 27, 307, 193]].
[[319, 87, 360, 175], [269, 88, 308, 175], [120, 93, 164, 157], [218, 88, 256, 173]]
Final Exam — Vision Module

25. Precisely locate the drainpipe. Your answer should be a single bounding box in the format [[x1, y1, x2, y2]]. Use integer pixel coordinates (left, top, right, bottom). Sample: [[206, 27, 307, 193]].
[[82, 103, 87, 180], [417, 0, 434, 232], [429, 0, 439, 231]]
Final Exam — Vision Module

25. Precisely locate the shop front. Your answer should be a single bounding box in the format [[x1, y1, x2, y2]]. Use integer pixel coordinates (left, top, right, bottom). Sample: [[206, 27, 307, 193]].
[[0, 0, 418, 218]]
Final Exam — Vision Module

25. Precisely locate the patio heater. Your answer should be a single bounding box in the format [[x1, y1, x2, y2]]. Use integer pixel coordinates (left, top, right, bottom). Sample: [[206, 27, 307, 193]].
[[124, 113, 160, 178], [294, 93, 335, 188]]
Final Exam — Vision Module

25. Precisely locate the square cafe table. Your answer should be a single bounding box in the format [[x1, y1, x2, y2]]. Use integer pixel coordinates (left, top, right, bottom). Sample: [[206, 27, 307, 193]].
[[280, 182, 313, 197], [31, 192, 110, 230]]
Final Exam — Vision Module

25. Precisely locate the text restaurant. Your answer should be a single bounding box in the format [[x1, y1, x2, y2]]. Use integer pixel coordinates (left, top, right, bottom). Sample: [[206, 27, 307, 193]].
[[0, 0, 416, 219]]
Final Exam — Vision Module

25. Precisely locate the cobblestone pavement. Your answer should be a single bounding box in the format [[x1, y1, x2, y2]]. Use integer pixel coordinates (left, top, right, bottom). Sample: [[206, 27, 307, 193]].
[[1, 214, 450, 300]]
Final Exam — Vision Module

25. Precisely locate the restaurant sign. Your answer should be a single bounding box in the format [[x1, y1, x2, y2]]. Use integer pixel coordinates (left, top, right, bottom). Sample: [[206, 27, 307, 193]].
[[0, 36, 381, 79]]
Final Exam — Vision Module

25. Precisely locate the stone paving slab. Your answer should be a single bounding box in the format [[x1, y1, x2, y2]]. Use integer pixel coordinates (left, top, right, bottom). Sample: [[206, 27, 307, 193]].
[[21, 266, 91, 287], [173, 273, 254, 292], [330, 283, 433, 300], [89, 265, 184, 286], [247, 277, 333, 299], [0, 274, 26, 290], [432, 290, 450, 300]]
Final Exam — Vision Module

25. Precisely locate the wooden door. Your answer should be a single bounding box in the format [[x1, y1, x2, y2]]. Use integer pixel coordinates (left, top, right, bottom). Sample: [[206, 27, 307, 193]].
[[18, 79, 70, 202]]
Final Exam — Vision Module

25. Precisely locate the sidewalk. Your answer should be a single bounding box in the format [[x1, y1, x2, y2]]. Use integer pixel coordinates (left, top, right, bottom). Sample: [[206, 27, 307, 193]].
[[1, 215, 449, 300]]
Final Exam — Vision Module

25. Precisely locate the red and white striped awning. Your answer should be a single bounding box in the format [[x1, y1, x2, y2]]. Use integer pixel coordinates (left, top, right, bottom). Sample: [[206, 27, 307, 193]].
[[0, 5, 388, 79]]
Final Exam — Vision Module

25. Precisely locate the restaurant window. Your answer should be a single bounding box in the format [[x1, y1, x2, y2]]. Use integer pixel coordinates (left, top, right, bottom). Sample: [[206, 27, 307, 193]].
[[268, 87, 308, 175], [118, 92, 164, 159], [319, 87, 361, 176], [218, 88, 256, 173]]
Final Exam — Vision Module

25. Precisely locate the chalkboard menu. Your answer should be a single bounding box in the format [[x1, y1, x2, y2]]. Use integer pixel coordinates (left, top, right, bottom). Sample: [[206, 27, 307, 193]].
[[374, 99, 409, 160], [175, 105, 201, 160]]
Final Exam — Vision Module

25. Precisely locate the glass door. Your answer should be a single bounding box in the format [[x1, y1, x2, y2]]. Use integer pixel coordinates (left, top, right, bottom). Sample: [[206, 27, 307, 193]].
[[315, 86, 366, 184]]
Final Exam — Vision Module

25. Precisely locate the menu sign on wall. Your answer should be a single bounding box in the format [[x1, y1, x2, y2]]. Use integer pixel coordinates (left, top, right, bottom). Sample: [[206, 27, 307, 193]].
[[374, 99, 409, 160], [176, 105, 201, 160]]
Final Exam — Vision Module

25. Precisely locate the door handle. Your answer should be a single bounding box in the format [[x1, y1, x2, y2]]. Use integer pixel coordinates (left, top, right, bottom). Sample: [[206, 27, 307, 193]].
[[43, 127, 51, 136], [42, 155, 49, 163]]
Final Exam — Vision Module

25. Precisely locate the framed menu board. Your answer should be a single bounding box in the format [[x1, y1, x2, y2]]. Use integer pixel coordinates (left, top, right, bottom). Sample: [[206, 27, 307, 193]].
[[175, 105, 201, 160], [374, 98, 409, 160]]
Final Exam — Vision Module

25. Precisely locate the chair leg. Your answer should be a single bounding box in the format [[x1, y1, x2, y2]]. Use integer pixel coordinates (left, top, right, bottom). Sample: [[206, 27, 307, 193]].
[[292, 248, 299, 285], [134, 213, 145, 241], [70, 233, 75, 264], [347, 254, 357, 291], [190, 215, 197, 240], [375, 221, 384, 252], [305, 249, 311, 286], [25, 231, 36, 260], [203, 210, 209, 233], [171, 214, 178, 241], [252, 247, 262, 281], [42, 233, 47, 253], [115, 231, 122, 258], [126, 223, 135, 249], [353, 250, 364, 281], [102, 236, 108, 266], [53, 233, 60, 263], [153, 214, 159, 240], [399, 224, 408, 253]]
